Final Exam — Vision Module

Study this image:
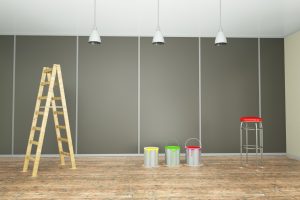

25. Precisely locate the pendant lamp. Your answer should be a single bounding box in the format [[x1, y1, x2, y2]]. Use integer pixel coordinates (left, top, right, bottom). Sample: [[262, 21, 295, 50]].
[[88, 0, 101, 45], [215, 0, 227, 46], [152, 0, 165, 45]]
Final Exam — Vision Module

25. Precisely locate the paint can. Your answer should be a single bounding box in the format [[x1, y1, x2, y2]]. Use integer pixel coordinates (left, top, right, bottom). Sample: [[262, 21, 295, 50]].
[[185, 138, 202, 166], [165, 145, 180, 167], [144, 147, 159, 168]]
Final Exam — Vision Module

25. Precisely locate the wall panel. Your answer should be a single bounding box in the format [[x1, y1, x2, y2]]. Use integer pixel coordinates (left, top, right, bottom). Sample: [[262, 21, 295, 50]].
[[201, 38, 259, 153], [78, 37, 138, 153], [14, 36, 76, 154], [261, 38, 286, 152], [140, 37, 199, 153], [0, 36, 13, 154]]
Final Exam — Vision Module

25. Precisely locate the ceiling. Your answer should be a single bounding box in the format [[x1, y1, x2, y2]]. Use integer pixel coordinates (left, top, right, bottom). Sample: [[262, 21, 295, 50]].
[[0, 0, 300, 38]]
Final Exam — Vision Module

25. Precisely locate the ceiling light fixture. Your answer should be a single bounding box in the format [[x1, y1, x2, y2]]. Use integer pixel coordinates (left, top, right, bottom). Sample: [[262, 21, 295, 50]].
[[152, 0, 165, 45], [215, 0, 227, 46], [88, 0, 101, 45]]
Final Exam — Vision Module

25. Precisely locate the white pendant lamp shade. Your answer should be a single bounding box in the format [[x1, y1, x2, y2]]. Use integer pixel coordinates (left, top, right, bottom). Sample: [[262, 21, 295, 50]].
[[215, 28, 227, 46], [88, 29, 101, 45], [152, 0, 165, 45], [152, 28, 165, 45], [88, 0, 101, 45], [215, 0, 227, 46]]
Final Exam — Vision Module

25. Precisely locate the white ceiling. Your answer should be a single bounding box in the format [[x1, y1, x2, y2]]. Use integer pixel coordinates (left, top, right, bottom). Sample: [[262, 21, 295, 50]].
[[0, 0, 300, 37]]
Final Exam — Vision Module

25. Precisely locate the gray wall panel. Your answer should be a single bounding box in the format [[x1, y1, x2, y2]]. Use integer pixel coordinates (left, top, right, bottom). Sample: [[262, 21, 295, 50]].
[[140, 37, 199, 153], [78, 37, 138, 154], [261, 38, 286, 152], [0, 36, 13, 154], [201, 38, 259, 153], [14, 36, 76, 154]]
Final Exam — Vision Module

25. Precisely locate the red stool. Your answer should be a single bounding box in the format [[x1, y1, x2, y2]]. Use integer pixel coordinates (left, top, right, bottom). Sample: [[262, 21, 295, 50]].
[[240, 116, 263, 168]]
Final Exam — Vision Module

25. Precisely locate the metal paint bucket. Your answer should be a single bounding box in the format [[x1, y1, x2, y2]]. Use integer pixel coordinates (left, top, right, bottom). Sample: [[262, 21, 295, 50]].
[[144, 147, 159, 168], [165, 146, 180, 167], [185, 138, 202, 166]]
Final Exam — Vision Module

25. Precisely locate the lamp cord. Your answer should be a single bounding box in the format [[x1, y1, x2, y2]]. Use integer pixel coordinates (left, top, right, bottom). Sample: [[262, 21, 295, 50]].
[[94, 0, 97, 29], [157, 0, 160, 29], [219, 0, 222, 29]]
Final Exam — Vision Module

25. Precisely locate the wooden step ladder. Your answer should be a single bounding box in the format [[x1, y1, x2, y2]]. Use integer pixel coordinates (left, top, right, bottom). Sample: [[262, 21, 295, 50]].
[[22, 64, 76, 177]]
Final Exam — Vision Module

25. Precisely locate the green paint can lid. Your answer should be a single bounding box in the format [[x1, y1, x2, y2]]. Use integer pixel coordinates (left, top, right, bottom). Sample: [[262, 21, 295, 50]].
[[165, 146, 180, 150]]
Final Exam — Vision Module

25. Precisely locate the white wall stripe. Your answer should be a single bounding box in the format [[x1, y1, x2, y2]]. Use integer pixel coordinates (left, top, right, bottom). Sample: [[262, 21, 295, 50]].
[[11, 35, 16, 155], [75, 36, 79, 154], [258, 38, 262, 117], [138, 36, 141, 154], [198, 37, 202, 146]]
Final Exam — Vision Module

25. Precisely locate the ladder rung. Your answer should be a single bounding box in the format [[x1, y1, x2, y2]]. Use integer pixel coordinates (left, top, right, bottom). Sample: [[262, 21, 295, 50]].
[[32, 126, 41, 131], [60, 151, 70, 156], [58, 137, 68, 143], [52, 97, 62, 101], [38, 96, 48, 100], [40, 81, 50, 86], [30, 140, 39, 145], [35, 111, 44, 115], [54, 111, 64, 115], [43, 68, 52, 73], [41, 81, 58, 86], [56, 125, 66, 130], [40, 106, 63, 109]]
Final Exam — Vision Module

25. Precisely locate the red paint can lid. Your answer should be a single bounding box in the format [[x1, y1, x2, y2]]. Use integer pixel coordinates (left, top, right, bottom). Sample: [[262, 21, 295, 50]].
[[186, 145, 201, 149]]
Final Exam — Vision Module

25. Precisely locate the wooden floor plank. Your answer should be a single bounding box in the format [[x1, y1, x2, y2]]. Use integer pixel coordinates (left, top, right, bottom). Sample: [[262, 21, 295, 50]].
[[0, 156, 299, 199]]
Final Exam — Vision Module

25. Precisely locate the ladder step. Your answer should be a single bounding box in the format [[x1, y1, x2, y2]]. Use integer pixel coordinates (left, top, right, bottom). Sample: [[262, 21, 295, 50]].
[[32, 126, 41, 131], [40, 106, 63, 109], [52, 97, 62, 101], [60, 151, 70, 156], [43, 68, 52, 73], [54, 111, 64, 115], [58, 137, 68, 143], [30, 140, 39, 145], [35, 111, 44, 115], [41, 81, 58, 86], [38, 96, 48, 100], [40, 81, 50, 86], [56, 125, 66, 130]]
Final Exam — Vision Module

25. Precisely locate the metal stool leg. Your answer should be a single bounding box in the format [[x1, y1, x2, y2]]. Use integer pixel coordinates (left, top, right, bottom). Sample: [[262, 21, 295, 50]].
[[246, 123, 248, 164], [255, 122, 258, 168], [260, 122, 263, 167], [240, 122, 243, 167]]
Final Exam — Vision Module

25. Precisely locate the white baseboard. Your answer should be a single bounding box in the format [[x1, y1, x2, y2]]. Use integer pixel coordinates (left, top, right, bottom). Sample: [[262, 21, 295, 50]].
[[286, 153, 300, 160], [0, 153, 286, 158]]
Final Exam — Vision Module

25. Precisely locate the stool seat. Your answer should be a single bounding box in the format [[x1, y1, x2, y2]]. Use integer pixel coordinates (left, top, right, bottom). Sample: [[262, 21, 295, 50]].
[[240, 116, 263, 122]]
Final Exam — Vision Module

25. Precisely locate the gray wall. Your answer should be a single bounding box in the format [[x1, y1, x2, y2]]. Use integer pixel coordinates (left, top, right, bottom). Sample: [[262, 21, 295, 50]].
[[78, 37, 138, 153], [0, 36, 13, 154], [140, 37, 199, 152], [0, 36, 286, 154], [261, 39, 286, 152], [14, 36, 76, 154], [201, 38, 259, 153]]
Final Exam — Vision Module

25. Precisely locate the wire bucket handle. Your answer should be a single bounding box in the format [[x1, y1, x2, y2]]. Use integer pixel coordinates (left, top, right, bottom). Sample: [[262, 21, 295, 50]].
[[184, 138, 201, 148], [165, 138, 180, 147]]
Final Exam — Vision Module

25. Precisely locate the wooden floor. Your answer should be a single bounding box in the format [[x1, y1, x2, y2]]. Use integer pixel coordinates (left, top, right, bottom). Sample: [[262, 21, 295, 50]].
[[0, 156, 300, 199]]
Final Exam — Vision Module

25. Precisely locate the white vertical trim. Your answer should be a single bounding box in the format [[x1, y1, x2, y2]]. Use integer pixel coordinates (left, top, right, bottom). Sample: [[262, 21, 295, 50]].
[[75, 36, 79, 154], [138, 36, 141, 154], [258, 38, 262, 117], [199, 37, 202, 146], [11, 35, 16, 155]]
